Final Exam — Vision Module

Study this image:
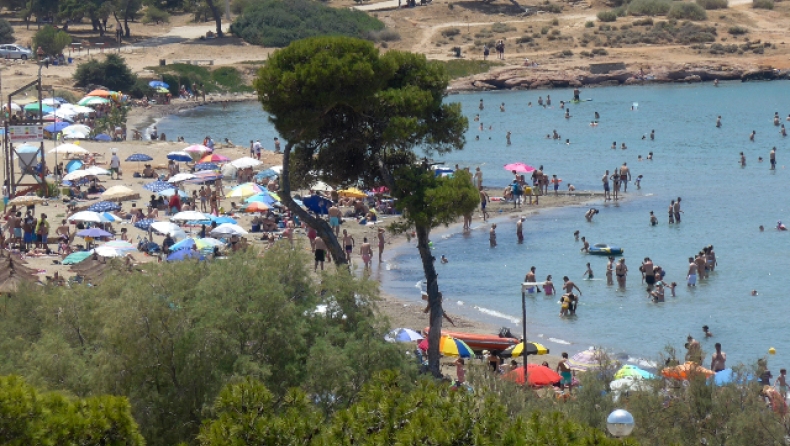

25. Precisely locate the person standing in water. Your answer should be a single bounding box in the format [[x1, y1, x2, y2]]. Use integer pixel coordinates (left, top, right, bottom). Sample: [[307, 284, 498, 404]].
[[602, 170, 611, 201], [582, 263, 594, 280], [716, 116, 722, 128], [489, 224, 497, 247], [479, 187, 489, 221], [606, 256, 614, 285], [750, 130, 756, 141], [650, 211, 658, 226], [573, 87, 580, 102], [774, 112, 780, 126], [360, 237, 373, 270], [616, 258, 628, 288], [620, 162, 632, 192], [770, 147, 777, 170], [668, 200, 675, 224], [565, 108, 571, 119], [594, 111, 600, 122], [580, 236, 590, 253], [674, 197, 682, 223], [516, 216, 525, 243], [547, 95, 552, 106], [710, 343, 726, 372], [479, 99, 484, 110], [650, 129, 655, 140], [500, 102, 505, 112], [740, 152, 746, 167], [377, 227, 386, 263]]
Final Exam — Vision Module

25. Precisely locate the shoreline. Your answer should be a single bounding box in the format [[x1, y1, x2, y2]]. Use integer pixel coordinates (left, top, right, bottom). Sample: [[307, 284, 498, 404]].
[[126, 94, 258, 137]]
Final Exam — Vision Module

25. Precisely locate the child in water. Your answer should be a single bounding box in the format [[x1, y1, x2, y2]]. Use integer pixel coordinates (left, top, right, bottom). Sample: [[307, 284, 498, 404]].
[[583, 263, 594, 280], [636, 175, 643, 189]]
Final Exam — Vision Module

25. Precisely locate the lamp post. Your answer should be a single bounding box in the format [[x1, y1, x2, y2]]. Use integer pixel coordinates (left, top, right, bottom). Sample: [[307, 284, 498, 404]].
[[607, 409, 635, 439]]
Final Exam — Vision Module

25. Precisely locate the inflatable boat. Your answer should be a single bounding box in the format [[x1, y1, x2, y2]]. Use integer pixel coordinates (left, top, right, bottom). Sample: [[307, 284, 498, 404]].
[[424, 328, 519, 353], [589, 243, 623, 255]]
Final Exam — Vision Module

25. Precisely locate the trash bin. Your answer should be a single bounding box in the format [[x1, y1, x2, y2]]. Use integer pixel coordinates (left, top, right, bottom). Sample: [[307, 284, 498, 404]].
[[67, 57, 73, 64], [159, 59, 166, 66]]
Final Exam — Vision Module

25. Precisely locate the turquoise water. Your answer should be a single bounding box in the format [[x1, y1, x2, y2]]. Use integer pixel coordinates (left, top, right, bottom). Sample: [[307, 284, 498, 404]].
[[158, 82, 790, 366]]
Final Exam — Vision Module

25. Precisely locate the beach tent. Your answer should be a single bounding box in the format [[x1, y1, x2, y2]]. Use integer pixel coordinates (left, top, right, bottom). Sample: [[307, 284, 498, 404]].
[[65, 159, 83, 173], [303, 195, 333, 215]]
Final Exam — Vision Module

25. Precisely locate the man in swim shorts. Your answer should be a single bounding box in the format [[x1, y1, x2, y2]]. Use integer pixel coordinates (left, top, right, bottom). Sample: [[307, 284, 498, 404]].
[[557, 352, 573, 389], [328, 205, 341, 236], [516, 217, 524, 243], [314, 237, 327, 271], [620, 162, 631, 192], [342, 229, 355, 262], [687, 257, 697, 286], [642, 257, 655, 289], [770, 146, 776, 170], [602, 170, 610, 201]]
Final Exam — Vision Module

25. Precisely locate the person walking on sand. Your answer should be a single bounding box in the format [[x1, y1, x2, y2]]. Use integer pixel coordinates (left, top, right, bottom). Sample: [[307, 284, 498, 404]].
[[489, 224, 497, 247], [377, 227, 386, 263], [314, 237, 327, 272], [770, 146, 777, 170], [342, 229, 355, 262], [516, 216, 524, 243], [360, 237, 373, 270], [479, 187, 490, 221], [328, 205, 342, 236], [616, 258, 628, 288]]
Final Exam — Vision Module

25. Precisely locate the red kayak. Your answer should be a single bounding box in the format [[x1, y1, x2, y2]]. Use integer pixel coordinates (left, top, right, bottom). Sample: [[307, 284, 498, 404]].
[[423, 328, 518, 353]]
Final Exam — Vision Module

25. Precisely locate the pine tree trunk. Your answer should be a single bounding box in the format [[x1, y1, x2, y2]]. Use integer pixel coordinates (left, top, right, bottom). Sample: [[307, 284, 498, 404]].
[[204, 0, 224, 37], [416, 224, 443, 377], [278, 142, 347, 265]]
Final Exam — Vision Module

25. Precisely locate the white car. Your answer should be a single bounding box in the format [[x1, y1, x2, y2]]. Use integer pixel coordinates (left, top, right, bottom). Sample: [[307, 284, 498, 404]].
[[0, 45, 32, 60]]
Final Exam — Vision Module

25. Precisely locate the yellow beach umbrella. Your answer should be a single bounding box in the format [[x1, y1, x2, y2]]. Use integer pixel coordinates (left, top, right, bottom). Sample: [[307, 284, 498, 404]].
[[338, 187, 367, 198]]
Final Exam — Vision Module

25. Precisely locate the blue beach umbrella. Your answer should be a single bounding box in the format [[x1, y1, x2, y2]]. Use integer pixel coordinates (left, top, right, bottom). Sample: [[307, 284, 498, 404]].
[[134, 219, 155, 231], [211, 216, 237, 225], [167, 249, 204, 262], [194, 162, 219, 171], [303, 195, 333, 215], [255, 169, 278, 180], [713, 368, 755, 386], [87, 201, 121, 212], [126, 153, 153, 162], [167, 151, 192, 162], [149, 80, 169, 89], [144, 180, 175, 193], [245, 193, 277, 206], [385, 328, 424, 343], [93, 134, 112, 141], [44, 122, 70, 133]]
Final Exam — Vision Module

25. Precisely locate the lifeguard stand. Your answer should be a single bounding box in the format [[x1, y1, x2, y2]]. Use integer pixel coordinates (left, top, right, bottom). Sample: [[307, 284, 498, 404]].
[[2, 76, 45, 198]]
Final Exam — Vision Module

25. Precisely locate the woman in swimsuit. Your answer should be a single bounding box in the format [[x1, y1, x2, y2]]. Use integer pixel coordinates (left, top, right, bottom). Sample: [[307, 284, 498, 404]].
[[544, 275, 554, 295]]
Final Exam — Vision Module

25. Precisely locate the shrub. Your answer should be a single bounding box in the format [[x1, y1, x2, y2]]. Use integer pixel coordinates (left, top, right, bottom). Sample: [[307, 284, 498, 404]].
[[142, 6, 170, 24], [230, 0, 252, 14], [628, 0, 671, 15], [562, 49, 573, 56], [541, 2, 563, 12], [633, 17, 654, 25], [33, 25, 71, 57], [490, 22, 516, 33], [696, 0, 728, 9], [74, 54, 137, 92], [441, 27, 461, 37], [668, 2, 707, 19], [752, 0, 774, 8], [728, 25, 748, 34], [211, 66, 252, 92], [598, 10, 618, 21], [592, 47, 609, 55], [585, 20, 595, 27], [541, 26, 550, 34], [0, 18, 13, 44], [551, 17, 559, 25], [230, 0, 384, 47], [368, 28, 401, 42], [516, 35, 533, 43]]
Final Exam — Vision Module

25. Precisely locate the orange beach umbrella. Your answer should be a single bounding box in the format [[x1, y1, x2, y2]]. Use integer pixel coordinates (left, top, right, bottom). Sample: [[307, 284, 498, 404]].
[[86, 89, 111, 97]]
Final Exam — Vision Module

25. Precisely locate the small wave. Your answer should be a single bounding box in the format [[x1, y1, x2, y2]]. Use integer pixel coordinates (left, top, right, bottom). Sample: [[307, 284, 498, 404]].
[[385, 263, 398, 271], [441, 233, 453, 240], [414, 281, 424, 289], [473, 306, 520, 324], [456, 300, 464, 306], [548, 337, 572, 345]]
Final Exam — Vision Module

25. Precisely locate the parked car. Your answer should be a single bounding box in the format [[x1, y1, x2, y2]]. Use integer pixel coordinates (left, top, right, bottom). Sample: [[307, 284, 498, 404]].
[[0, 45, 33, 60]]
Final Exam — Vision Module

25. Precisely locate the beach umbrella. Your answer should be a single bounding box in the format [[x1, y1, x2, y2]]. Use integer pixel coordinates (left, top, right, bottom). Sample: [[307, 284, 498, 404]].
[[62, 104, 94, 114], [63, 131, 89, 140], [170, 211, 210, 222], [501, 342, 550, 358], [78, 96, 110, 107], [240, 201, 269, 213], [62, 170, 97, 182], [48, 143, 88, 156], [149, 80, 169, 89], [97, 240, 136, 254], [44, 122, 70, 133], [661, 362, 715, 380], [133, 219, 155, 231], [199, 153, 230, 163], [159, 188, 188, 198], [68, 211, 105, 223], [338, 187, 367, 198], [184, 144, 211, 154], [62, 251, 92, 265], [614, 365, 656, 380], [85, 166, 110, 176], [86, 89, 111, 97], [255, 169, 278, 180], [713, 368, 755, 386], [568, 348, 607, 372], [227, 182, 263, 199], [62, 124, 91, 135], [610, 376, 653, 401], [170, 237, 221, 252], [230, 157, 262, 169], [168, 173, 196, 183], [310, 181, 333, 192], [385, 328, 424, 343], [93, 246, 128, 258], [23, 102, 55, 113], [87, 201, 121, 212], [167, 151, 193, 162], [167, 249, 204, 262], [303, 195, 333, 215], [185, 170, 223, 185], [417, 336, 474, 358], [504, 364, 562, 387], [143, 180, 175, 193], [4, 102, 21, 112], [99, 212, 122, 222], [211, 216, 237, 225], [504, 162, 535, 173], [194, 162, 219, 171], [93, 134, 112, 142], [126, 153, 153, 162], [7, 195, 45, 207], [245, 193, 277, 206], [210, 223, 248, 236], [150, 221, 187, 238], [77, 228, 112, 238], [101, 185, 136, 201], [41, 97, 63, 106], [155, 87, 169, 94]]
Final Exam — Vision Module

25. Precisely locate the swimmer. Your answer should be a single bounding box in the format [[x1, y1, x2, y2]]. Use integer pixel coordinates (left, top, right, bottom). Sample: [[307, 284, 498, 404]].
[[585, 208, 599, 222], [565, 108, 571, 119], [546, 95, 551, 106], [580, 236, 589, 253], [479, 123, 483, 131], [479, 99, 484, 110], [590, 121, 598, 127], [668, 282, 677, 297], [649, 281, 665, 302], [770, 147, 777, 170], [560, 100, 565, 109], [474, 114, 479, 122], [716, 116, 722, 128], [582, 262, 594, 280], [758, 157, 764, 163], [488, 125, 492, 130], [546, 134, 552, 139], [760, 225, 764, 232], [611, 141, 617, 150], [594, 111, 600, 121], [500, 102, 505, 112], [638, 155, 643, 162], [647, 152, 653, 160], [781, 124, 787, 137], [440, 255, 449, 264], [475, 135, 479, 141], [650, 211, 657, 226], [573, 230, 580, 241], [553, 129, 560, 140], [635, 175, 642, 189], [538, 96, 544, 106], [714, 78, 719, 86], [703, 325, 713, 337], [621, 142, 628, 150], [750, 130, 756, 141], [506, 131, 511, 145], [774, 112, 780, 126], [650, 130, 655, 140], [740, 152, 746, 166], [777, 220, 787, 231], [565, 139, 570, 145], [527, 101, 532, 107], [642, 134, 646, 140], [751, 289, 758, 296]]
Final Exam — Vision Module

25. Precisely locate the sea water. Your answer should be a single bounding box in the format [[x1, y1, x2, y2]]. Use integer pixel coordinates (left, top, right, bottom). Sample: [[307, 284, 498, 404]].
[[158, 82, 790, 366]]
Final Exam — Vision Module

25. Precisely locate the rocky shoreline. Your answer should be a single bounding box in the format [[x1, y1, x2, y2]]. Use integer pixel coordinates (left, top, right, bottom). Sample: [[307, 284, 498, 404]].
[[448, 62, 790, 92]]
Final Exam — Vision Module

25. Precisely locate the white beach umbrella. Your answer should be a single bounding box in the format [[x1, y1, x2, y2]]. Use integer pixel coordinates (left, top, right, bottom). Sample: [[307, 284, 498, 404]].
[[62, 170, 98, 181], [48, 143, 89, 155], [170, 211, 210, 222], [230, 157, 262, 169], [150, 221, 187, 238], [167, 173, 196, 183], [61, 104, 94, 114], [62, 124, 91, 135], [85, 166, 110, 176], [269, 165, 283, 174], [41, 98, 62, 107], [210, 223, 248, 236], [101, 185, 136, 201], [63, 131, 90, 140], [310, 181, 333, 192], [68, 211, 104, 223]]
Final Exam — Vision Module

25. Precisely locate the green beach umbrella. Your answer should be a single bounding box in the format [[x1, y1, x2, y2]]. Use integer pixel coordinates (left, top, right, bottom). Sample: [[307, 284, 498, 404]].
[[62, 251, 93, 265], [77, 96, 110, 107]]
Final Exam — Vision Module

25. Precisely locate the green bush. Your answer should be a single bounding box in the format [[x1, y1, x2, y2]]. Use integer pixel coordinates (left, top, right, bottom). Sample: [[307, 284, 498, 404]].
[[551, 17, 559, 25], [490, 22, 516, 33], [598, 10, 618, 21], [541, 2, 563, 12], [230, 0, 252, 14], [53, 89, 78, 104], [627, 0, 671, 15], [368, 28, 401, 42], [585, 20, 595, 27], [541, 26, 550, 34], [33, 25, 71, 57], [73, 54, 137, 92], [668, 2, 707, 19], [230, 0, 384, 47], [432, 59, 502, 78], [752, 0, 774, 8], [142, 6, 170, 24], [696, 0, 728, 9], [441, 27, 461, 37], [728, 25, 748, 34], [0, 19, 13, 44], [516, 35, 533, 43], [592, 47, 609, 55], [633, 17, 655, 25], [211, 66, 253, 92]]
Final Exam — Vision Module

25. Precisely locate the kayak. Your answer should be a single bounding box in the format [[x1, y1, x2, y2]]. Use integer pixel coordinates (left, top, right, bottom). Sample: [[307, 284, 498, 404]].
[[589, 243, 623, 255], [424, 328, 519, 353]]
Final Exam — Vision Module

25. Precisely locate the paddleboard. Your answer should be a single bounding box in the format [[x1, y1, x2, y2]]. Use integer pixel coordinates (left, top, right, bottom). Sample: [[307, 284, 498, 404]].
[[570, 99, 593, 103]]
